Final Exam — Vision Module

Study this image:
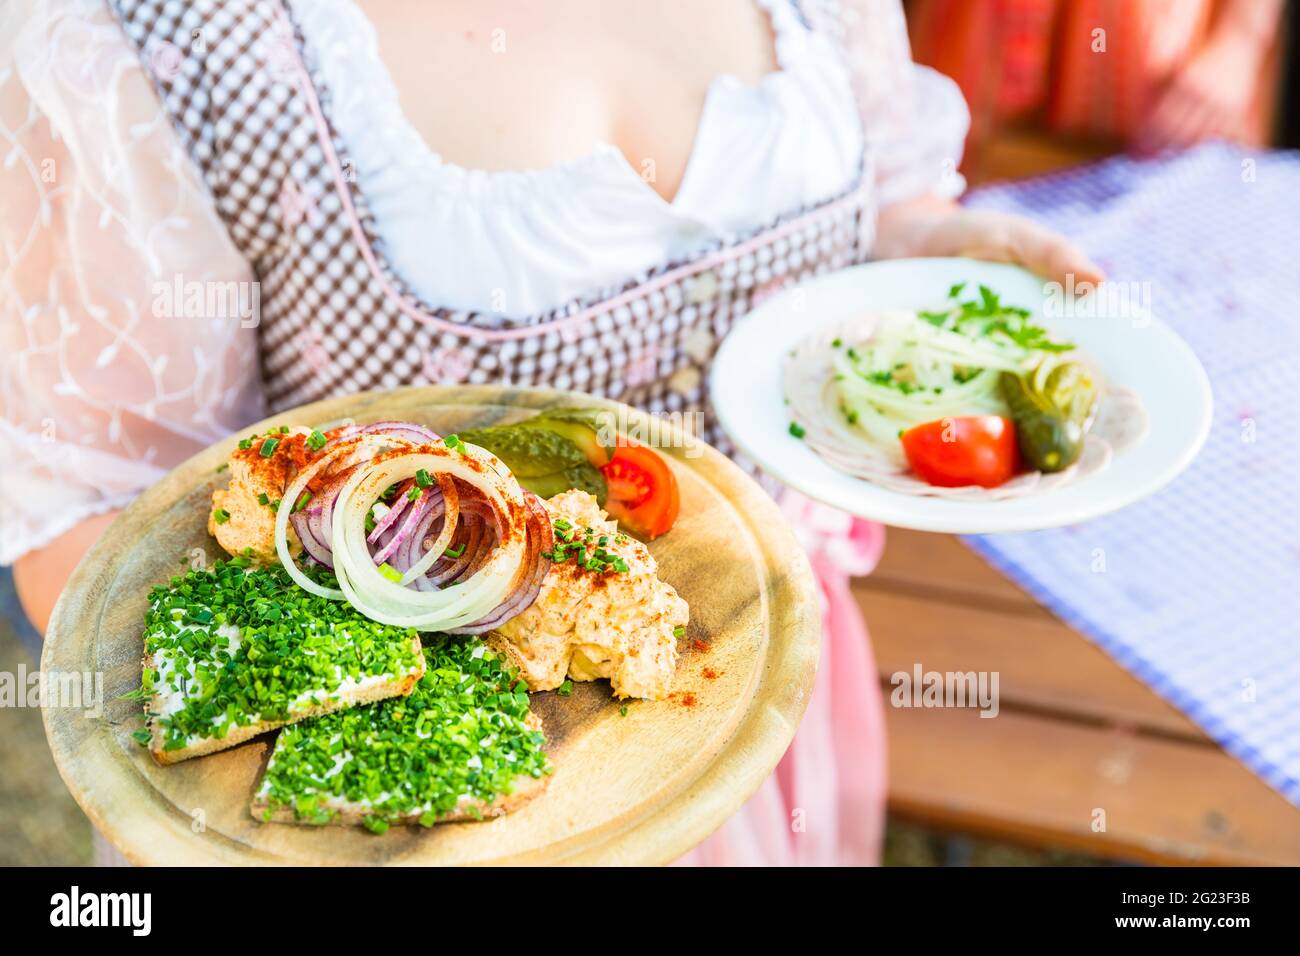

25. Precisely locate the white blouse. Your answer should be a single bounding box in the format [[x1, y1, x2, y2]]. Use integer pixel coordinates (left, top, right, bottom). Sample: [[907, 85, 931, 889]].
[[0, 0, 969, 563], [296, 0, 879, 315]]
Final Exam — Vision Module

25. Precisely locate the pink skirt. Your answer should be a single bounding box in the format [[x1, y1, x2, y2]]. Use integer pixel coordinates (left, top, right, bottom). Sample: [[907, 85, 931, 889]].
[[673, 490, 887, 866]]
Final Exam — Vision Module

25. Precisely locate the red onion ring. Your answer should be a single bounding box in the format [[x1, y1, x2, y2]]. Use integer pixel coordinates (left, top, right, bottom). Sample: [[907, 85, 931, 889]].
[[365, 478, 414, 544], [372, 488, 439, 565], [283, 432, 402, 568], [357, 421, 442, 444], [276, 429, 552, 631], [289, 509, 335, 568], [446, 493, 554, 634]]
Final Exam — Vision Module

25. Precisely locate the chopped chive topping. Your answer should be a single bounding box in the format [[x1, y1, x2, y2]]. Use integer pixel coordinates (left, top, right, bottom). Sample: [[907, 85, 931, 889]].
[[444, 434, 466, 454], [291, 490, 312, 513], [832, 337, 843, 347], [673, 626, 686, 638], [541, 519, 631, 573], [556, 679, 574, 697], [443, 543, 466, 558], [140, 562, 422, 756], [257, 493, 270, 506], [212, 508, 231, 525], [788, 421, 806, 439], [619, 705, 629, 717], [415, 468, 433, 488], [259, 437, 280, 458], [278, 425, 290, 434], [307, 429, 328, 451], [406, 487, 421, 502], [238, 437, 253, 450], [257, 639, 550, 830]]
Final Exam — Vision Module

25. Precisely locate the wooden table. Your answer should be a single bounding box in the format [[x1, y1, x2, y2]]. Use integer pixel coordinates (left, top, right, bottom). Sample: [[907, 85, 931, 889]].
[[858, 529, 1300, 866]]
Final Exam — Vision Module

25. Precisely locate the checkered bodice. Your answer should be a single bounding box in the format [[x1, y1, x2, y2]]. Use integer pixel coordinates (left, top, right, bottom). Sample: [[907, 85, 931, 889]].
[[108, 0, 875, 444]]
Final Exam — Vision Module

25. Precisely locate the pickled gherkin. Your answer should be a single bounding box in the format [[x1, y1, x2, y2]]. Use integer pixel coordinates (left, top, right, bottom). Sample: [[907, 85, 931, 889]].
[[999, 359, 1099, 472], [459, 414, 609, 504]]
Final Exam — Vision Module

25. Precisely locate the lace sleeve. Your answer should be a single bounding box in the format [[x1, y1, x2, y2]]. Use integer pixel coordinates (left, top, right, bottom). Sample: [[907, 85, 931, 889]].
[[837, 0, 972, 205], [0, 0, 264, 564]]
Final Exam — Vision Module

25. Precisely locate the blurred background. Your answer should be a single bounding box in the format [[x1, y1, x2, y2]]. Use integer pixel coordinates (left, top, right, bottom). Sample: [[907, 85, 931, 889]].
[[910, 0, 1294, 184], [2, 0, 1295, 866]]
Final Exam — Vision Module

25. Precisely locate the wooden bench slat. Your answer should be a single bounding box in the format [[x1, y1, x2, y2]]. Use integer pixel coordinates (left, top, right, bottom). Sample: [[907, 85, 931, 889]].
[[885, 702, 1300, 866], [868, 529, 1043, 611], [857, 583, 1208, 742]]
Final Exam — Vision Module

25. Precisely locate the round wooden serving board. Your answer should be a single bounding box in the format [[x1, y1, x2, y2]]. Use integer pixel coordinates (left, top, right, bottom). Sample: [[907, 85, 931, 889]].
[[42, 386, 820, 865]]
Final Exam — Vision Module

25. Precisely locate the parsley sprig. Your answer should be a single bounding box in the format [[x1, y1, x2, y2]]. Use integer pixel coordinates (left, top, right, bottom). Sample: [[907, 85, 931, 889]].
[[922, 283, 1074, 354]]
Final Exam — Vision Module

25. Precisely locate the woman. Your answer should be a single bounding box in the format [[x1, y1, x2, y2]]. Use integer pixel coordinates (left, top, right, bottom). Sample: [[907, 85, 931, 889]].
[[1, 0, 1100, 865]]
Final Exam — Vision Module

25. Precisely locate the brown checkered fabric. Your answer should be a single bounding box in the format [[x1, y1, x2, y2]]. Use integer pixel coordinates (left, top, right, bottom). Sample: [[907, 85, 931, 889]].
[[108, 0, 873, 453]]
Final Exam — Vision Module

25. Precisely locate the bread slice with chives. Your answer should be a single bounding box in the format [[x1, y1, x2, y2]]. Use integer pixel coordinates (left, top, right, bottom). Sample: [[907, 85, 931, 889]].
[[140, 561, 426, 765], [250, 639, 551, 832]]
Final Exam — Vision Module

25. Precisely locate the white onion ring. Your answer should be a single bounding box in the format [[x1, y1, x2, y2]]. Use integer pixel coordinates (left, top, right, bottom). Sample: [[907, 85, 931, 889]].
[[273, 431, 550, 632], [328, 442, 542, 630], [275, 436, 391, 599]]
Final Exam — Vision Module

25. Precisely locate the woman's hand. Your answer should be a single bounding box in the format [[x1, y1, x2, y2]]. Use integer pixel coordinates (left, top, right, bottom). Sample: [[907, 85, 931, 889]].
[[1133, 0, 1281, 156], [875, 196, 1105, 286], [1134, 32, 1260, 156]]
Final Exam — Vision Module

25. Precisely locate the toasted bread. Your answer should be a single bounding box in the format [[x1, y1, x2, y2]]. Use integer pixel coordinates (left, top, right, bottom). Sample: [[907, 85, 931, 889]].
[[146, 634, 425, 765], [250, 712, 549, 827]]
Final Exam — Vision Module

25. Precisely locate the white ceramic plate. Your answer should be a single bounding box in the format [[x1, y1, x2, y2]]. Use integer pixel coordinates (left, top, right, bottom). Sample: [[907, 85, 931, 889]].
[[711, 258, 1213, 533]]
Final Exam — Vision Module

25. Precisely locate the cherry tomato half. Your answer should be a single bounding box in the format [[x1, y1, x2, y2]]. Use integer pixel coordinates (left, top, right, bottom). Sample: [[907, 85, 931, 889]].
[[900, 416, 1022, 488], [599, 442, 680, 540]]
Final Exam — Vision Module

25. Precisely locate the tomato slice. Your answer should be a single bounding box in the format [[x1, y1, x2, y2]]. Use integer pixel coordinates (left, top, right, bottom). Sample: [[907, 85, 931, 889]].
[[900, 416, 1022, 488], [599, 442, 679, 539]]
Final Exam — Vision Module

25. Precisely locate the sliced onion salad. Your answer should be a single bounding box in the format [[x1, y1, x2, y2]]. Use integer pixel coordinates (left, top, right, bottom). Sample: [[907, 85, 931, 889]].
[[275, 425, 552, 633]]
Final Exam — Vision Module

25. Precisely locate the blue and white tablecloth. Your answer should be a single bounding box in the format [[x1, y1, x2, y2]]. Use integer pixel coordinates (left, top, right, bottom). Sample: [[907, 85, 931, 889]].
[[963, 143, 1300, 805]]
